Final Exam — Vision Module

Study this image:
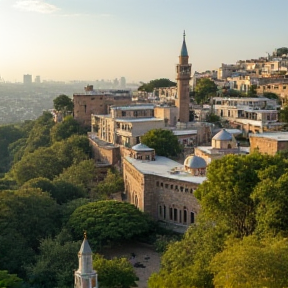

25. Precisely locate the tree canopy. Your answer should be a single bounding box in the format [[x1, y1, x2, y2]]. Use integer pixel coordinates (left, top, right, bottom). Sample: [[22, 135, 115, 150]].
[[193, 78, 217, 104], [141, 129, 181, 157], [69, 201, 153, 247], [53, 94, 74, 116], [138, 78, 176, 92], [93, 254, 138, 288]]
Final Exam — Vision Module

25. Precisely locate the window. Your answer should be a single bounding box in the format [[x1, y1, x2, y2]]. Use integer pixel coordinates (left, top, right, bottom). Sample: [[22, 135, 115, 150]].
[[174, 208, 178, 221], [160, 182, 163, 188], [191, 212, 195, 224], [156, 181, 159, 187], [183, 210, 187, 223], [169, 207, 173, 220], [163, 205, 166, 219], [185, 188, 189, 193], [180, 186, 184, 192], [122, 111, 126, 116], [190, 188, 193, 194], [159, 205, 162, 217], [179, 210, 182, 223], [170, 184, 174, 189], [175, 185, 178, 191], [165, 184, 169, 189]]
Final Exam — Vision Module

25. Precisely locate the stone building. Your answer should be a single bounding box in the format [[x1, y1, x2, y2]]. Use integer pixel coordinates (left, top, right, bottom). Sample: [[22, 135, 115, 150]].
[[195, 129, 248, 164], [249, 132, 288, 155], [74, 233, 98, 288], [91, 104, 165, 147], [213, 96, 280, 135], [123, 143, 206, 231], [73, 85, 132, 127]]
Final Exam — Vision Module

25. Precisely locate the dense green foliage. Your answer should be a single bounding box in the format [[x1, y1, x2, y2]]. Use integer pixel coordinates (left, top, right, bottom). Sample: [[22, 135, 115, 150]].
[[149, 152, 288, 288], [69, 201, 153, 247], [27, 230, 80, 288], [141, 129, 181, 157], [53, 94, 74, 116], [0, 270, 23, 288], [93, 254, 138, 288], [138, 78, 176, 92], [193, 78, 217, 104]]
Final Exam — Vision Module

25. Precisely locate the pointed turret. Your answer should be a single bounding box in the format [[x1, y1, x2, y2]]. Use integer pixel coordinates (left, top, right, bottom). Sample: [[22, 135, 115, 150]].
[[74, 232, 98, 288], [180, 30, 188, 57]]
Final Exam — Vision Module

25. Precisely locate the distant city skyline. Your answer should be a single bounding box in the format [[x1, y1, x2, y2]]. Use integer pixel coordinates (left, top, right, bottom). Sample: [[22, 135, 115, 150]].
[[0, 0, 287, 83]]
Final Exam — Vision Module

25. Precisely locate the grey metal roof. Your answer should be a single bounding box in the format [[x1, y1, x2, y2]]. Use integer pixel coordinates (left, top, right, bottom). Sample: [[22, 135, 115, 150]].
[[132, 143, 154, 152], [212, 129, 232, 141], [184, 155, 206, 169], [79, 238, 92, 255]]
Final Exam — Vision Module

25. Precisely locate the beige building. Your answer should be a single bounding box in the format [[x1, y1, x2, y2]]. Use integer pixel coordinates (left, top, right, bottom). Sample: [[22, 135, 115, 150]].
[[213, 96, 280, 135], [91, 104, 165, 147], [73, 85, 132, 127], [123, 143, 207, 231], [249, 132, 288, 155]]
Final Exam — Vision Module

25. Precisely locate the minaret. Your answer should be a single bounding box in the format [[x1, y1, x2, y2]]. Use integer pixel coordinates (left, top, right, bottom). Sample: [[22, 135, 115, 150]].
[[175, 31, 192, 124], [74, 232, 98, 288]]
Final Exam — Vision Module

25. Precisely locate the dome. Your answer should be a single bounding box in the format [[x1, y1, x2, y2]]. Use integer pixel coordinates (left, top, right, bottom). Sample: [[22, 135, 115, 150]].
[[132, 143, 154, 152], [184, 155, 206, 169], [212, 129, 232, 141]]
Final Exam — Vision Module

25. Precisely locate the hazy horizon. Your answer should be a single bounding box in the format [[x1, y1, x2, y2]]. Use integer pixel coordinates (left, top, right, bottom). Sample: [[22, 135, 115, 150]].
[[1, 0, 287, 83]]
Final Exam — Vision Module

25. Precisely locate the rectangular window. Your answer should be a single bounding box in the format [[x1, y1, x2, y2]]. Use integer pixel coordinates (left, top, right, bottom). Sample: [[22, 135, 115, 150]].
[[191, 212, 195, 224], [169, 208, 173, 220], [165, 184, 169, 189], [156, 181, 159, 187], [170, 184, 174, 189], [174, 209, 177, 221]]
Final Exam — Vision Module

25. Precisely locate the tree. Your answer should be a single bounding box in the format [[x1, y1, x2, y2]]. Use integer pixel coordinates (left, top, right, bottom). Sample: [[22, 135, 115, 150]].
[[141, 129, 181, 157], [210, 236, 288, 288], [194, 153, 282, 238], [69, 201, 152, 247], [247, 84, 257, 97], [22, 177, 85, 204], [93, 254, 138, 288], [148, 218, 227, 288], [280, 105, 288, 123], [0, 270, 23, 288], [0, 125, 24, 173], [27, 230, 80, 288], [12, 147, 65, 185], [91, 169, 124, 200], [194, 78, 217, 104], [53, 94, 74, 116], [138, 78, 176, 93], [0, 188, 60, 275], [51, 116, 83, 142], [56, 159, 96, 190], [23, 111, 54, 154]]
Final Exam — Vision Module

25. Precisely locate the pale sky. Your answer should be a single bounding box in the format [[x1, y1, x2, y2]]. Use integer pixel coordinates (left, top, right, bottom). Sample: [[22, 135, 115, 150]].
[[0, 0, 287, 83]]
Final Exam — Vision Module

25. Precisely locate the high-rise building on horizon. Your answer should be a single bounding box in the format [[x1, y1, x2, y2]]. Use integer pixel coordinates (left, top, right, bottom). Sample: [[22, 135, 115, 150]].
[[23, 74, 32, 85], [34, 75, 41, 83]]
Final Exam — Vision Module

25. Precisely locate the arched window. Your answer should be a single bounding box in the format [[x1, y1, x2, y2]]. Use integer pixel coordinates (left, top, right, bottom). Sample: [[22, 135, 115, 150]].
[[163, 205, 166, 219], [191, 211, 195, 224], [169, 207, 173, 220], [159, 205, 162, 218], [179, 210, 182, 223], [173, 208, 178, 221], [183, 209, 187, 224], [228, 143, 232, 149]]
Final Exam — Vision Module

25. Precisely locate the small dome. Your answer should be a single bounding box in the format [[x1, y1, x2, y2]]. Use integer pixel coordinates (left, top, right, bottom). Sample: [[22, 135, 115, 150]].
[[212, 129, 232, 141], [184, 155, 206, 169], [132, 143, 154, 152]]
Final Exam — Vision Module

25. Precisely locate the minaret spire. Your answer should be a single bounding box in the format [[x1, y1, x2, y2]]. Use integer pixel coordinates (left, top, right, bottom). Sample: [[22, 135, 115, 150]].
[[175, 31, 192, 124]]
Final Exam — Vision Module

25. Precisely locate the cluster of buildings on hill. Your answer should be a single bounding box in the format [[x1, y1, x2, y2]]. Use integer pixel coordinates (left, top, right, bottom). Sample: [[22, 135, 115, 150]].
[[66, 33, 288, 233]]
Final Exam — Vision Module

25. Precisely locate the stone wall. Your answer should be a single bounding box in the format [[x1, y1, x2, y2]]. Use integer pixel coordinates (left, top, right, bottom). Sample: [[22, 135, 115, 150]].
[[250, 136, 288, 155], [123, 158, 201, 227]]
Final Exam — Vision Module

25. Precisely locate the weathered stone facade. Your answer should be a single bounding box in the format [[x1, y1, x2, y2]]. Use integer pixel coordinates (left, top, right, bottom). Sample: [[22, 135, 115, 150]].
[[123, 149, 205, 230], [250, 132, 288, 155], [73, 85, 132, 127]]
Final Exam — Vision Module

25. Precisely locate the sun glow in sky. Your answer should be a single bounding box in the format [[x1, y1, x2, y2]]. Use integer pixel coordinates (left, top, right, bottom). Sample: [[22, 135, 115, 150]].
[[0, 0, 287, 83]]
